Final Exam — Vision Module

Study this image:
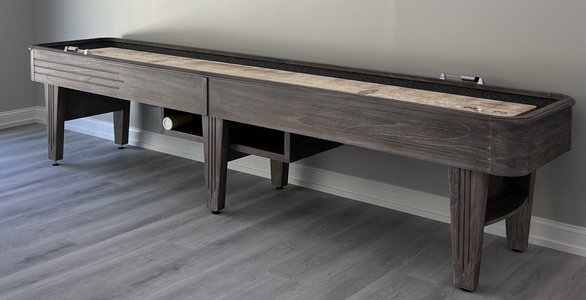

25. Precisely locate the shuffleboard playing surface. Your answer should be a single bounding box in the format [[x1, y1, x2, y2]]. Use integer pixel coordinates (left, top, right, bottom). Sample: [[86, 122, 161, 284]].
[[90, 47, 536, 117]]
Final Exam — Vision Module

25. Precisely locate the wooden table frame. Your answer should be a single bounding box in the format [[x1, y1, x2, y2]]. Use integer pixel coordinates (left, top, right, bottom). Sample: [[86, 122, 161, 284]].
[[30, 38, 574, 291]]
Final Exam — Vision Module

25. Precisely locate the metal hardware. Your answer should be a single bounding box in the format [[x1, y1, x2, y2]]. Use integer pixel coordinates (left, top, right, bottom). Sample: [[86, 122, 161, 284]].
[[440, 73, 484, 85], [64, 46, 89, 55]]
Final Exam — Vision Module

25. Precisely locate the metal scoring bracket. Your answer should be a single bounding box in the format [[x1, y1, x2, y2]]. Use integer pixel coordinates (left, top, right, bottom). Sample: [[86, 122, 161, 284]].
[[64, 46, 90, 55], [440, 73, 484, 85]]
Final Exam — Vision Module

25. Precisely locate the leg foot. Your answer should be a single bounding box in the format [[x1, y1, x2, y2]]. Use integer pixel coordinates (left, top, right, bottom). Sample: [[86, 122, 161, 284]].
[[212, 210, 221, 215], [118, 146, 125, 149], [52, 161, 60, 166]]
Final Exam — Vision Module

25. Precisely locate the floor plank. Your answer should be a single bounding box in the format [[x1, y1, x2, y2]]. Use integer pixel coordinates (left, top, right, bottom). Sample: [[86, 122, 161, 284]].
[[1, 124, 585, 300]]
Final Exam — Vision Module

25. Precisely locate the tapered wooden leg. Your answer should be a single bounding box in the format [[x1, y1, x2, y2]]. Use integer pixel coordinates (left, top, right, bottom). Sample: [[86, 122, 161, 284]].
[[270, 160, 289, 189], [203, 117, 230, 213], [449, 167, 489, 291], [505, 172, 536, 252], [113, 101, 131, 148], [45, 84, 65, 165]]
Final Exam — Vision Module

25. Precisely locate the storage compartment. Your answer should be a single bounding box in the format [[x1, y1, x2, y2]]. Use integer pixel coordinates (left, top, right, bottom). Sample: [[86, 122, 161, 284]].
[[162, 108, 203, 142], [230, 122, 286, 161], [162, 108, 340, 163], [230, 121, 341, 163]]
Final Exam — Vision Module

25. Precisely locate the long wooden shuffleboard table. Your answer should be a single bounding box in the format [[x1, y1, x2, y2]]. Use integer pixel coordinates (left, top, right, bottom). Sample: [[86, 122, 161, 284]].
[[29, 38, 574, 291]]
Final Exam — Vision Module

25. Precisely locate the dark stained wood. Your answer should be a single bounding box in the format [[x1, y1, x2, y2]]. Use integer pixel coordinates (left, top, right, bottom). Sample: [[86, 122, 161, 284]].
[[484, 172, 536, 227], [484, 191, 527, 226], [85, 47, 536, 117], [61, 89, 130, 121], [288, 133, 341, 163], [270, 160, 289, 189], [31, 37, 565, 101], [31, 38, 574, 178], [203, 117, 230, 212], [202, 77, 209, 116], [33, 49, 205, 115], [449, 168, 539, 290], [29, 38, 575, 292], [113, 101, 130, 147], [207, 77, 571, 178], [506, 172, 537, 252], [44, 84, 65, 163], [60, 88, 131, 147], [490, 107, 572, 176], [449, 167, 490, 291], [161, 110, 337, 190], [44, 86, 132, 163], [160, 110, 334, 190]]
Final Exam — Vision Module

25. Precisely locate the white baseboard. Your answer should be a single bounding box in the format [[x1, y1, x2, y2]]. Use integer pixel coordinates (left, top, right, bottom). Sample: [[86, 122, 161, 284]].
[[0, 107, 45, 129], [6, 107, 586, 258]]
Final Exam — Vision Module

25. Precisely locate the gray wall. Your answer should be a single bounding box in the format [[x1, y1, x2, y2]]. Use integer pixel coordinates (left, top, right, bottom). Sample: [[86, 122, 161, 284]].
[[0, 0, 36, 113], [34, 0, 586, 227]]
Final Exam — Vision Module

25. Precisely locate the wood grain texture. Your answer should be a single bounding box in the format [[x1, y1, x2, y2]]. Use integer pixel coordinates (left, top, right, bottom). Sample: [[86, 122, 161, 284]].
[[505, 172, 536, 252], [31, 39, 574, 178], [489, 107, 572, 176], [89, 47, 535, 117], [44, 84, 64, 162], [449, 167, 489, 291], [2, 124, 585, 299], [208, 77, 572, 177], [33, 49, 205, 114], [203, 117, 230, 212], [209, 78, 493, 173], [29, 38, 575, 292]]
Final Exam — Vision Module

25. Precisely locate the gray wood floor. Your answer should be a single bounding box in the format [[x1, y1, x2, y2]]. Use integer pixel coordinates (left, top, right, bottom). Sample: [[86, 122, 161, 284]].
[[1, 124, 585, 300]]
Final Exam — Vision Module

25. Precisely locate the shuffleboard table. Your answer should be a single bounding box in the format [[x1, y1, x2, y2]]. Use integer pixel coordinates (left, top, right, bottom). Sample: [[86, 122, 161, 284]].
[[29, 38, 574, 291]]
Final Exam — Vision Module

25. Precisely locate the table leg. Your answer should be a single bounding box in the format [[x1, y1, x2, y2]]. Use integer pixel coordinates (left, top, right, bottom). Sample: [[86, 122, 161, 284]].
[[270, 160, 289, 189], [449, 166, 489, 291], [203, 116, 230, 213], [505, 172, 536, 252], [113, 101, 131, 149], [45, 84, 65, 166]]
